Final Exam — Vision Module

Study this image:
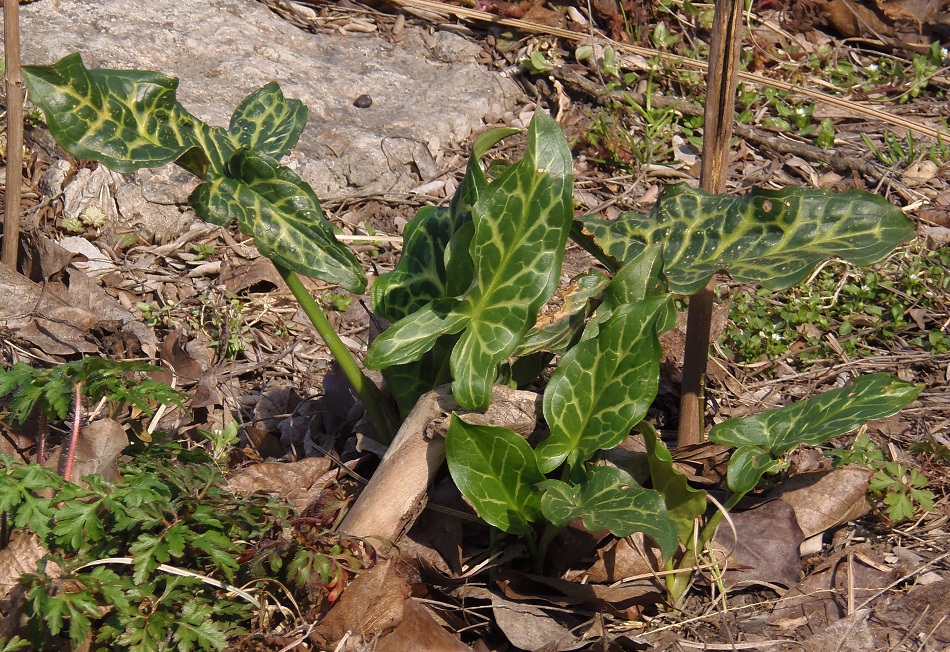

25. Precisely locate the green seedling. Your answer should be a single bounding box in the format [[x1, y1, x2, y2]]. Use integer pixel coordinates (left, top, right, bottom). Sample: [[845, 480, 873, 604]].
[[195, 420, 240, 465], [191, 243, 216, 260]]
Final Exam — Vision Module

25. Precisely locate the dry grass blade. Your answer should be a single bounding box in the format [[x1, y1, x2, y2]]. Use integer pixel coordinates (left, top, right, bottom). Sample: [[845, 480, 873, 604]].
[[388, 0, 947, 141]]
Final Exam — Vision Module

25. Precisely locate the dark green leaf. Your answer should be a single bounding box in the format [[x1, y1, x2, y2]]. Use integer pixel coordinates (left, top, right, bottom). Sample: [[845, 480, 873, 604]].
[[23, 53, 201, 172], [710, 373, 922, 494], [445, 415, 544, 534], [535, 298, 667, 473], [367, 112, 573, 409], [227, 82, 307, 158], [190, 150, 366, 291], [539, 466, 678, 558], [584, 184, 916, 293], [640, 421, 707, 543], [514, 270, 610, 357], [372, 206, 454, 322]]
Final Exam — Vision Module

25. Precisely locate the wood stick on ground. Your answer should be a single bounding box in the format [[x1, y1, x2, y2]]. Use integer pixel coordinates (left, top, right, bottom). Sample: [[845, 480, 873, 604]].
[[2, 0, 25, 270], [678, 0, 744, 447], [338, 385, 540, 549]]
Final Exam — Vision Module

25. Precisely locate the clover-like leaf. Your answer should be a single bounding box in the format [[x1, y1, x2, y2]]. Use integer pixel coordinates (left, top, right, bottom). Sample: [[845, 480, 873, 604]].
[[190, 149, 365, 292], [584, 184, 916, 294], [445, 415, 544, 534], [23, 53, 203, 172], [639, 421, 707, 544], [535, 298, 668, 473], [710, 373, 922, 494], [539, 466, 678, 558]]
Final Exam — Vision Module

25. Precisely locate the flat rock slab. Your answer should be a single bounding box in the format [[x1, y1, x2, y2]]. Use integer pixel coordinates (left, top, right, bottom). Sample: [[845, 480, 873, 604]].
[[8, 0, 522, 197]]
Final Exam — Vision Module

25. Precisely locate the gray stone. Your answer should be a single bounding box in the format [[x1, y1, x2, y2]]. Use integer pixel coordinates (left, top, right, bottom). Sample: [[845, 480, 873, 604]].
[[8, 0, 521, 198]]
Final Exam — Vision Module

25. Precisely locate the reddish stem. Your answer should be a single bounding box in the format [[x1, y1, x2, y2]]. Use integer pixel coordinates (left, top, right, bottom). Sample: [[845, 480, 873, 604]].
[[59, 382, 82, 482]]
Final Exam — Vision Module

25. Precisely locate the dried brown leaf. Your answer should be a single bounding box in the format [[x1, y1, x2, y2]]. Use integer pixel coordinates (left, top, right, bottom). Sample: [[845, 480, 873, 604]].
[[711, 499, 804, 589], [767, 467, 872, 539]]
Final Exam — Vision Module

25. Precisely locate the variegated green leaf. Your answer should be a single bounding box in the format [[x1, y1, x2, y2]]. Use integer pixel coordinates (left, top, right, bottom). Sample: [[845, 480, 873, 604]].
[[380, 335, 458, 417], [448, 112, 573, 410], [710, 373, 922, 494], [514, 270, 610, 357], [445, 415, 544, 534], [23, 53, 202, 172], [373, 206, 455, 322], [189, 150, 365, 292], [539, 466, 678, 558], [640, 421, 707, 544], [535, 298, 667, 474], [372, 127, 511, 324], [584, 184, 915, 294], [363, 299, 468, 368], [367, 112, 573, 410], [227, 82, 307, 158], [583, 247, 674, 341]]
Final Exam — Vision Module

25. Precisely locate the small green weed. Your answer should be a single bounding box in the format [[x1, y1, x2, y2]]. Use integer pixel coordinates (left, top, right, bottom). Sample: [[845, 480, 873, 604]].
[[191, 243, 216, 260], [1, 437, 374, 649], [0, 357, 184, 425], [188, 293, 253, 360], [1, 439, 288, 650], [827, 432, 935, 523], [196, 420, 240, 465], [719, 246, 950, 365]]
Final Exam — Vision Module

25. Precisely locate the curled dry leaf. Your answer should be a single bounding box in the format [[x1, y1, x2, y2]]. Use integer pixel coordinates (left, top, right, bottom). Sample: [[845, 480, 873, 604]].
[[310, 559, 407, 649], [766, 467, 872, 539], [227, 456, 335, 513]]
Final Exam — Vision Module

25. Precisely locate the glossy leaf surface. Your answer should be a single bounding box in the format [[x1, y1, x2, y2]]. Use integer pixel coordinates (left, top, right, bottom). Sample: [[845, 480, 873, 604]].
[[584, 184, 915, 294], [373, 206, 455, 322], [640, 422, 707, 543], [514, 270, 609, 358], [23, 53, 200, 172], [445, 415, 544, 534], [190, 150, 366, 292], [535, 298, 667, 473], [367, 112, 573, 410], [539, 466, 678, 558], [227, 82, 307, 159], [710, 373, 922, 494]]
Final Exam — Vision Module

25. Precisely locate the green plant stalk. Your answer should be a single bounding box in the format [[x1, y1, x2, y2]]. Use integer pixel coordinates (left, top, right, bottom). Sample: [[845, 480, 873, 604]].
[[666, 491, 744, 604], [278, 265, 399, 443]]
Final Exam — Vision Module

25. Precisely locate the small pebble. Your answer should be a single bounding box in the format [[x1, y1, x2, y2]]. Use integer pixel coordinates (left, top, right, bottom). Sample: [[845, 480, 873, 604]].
[[354, 94, 372, 108]]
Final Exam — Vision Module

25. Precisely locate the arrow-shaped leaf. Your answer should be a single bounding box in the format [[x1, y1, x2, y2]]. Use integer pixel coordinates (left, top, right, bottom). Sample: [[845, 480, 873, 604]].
[[190, 150, 365, 292], [710, 373, 922, 494], [367, 112, 573, 410], [448, 112, 574, 409], [535, 298, 667, 473], [539, 466, 678, 559], [23, 53, 201, 172], [227, 81, 307, 158], [584, 184, 916, 294], [445, 415, 544, 534]]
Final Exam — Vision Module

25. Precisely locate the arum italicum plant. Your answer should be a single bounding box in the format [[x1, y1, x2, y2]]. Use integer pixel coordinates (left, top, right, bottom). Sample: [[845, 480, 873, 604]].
[[23, 54, 922, 605]]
